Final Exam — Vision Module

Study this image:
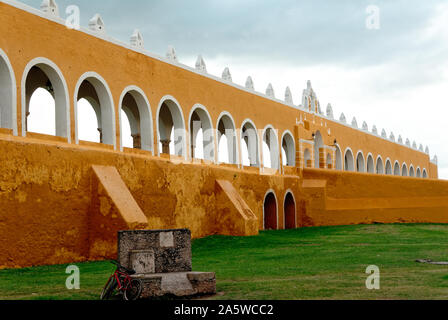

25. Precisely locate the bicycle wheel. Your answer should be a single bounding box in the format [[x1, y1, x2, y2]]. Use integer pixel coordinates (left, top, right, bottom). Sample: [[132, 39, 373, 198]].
[[123, 279, 143, 301], [100, 276, 117, 300]]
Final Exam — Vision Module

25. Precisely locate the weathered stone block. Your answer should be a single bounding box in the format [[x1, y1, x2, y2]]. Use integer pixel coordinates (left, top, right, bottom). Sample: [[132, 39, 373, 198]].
[[118, 229, 192, 273]]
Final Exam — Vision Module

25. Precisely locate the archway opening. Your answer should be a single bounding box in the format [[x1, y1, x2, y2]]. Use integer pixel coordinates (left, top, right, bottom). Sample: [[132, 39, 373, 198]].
[[120, 90, 152, 151], [282, 133, 295, 167], [158, 99, 185, 157], [394, 162, 401, 176], [314, 131, 323, 168], [76, 76, 114, 145], [263, 127, 279, 170], [402, 164, 408, 177], [284, 192, 296, 229], [217, 114, 237, 164], [386, 160, 392, 175], [27, 88, 55, 135], [0, 52, 14, 131], [241, 121, 259, 167], [423, 169, 428, 178], [345, 149, 354, 171], [409, 166, 415, 177], [417, 168, 422, 178], [376, 157, 384, 174], [356, 152, 365, 172], [190, 106, 214, 161], [335, 146, 342, 170], [264, 192, 277, 230], [367, 155, 374, 173], [304, 148, 312, 168], [326, 153, 332, 169], [25, 64, 68, 138]]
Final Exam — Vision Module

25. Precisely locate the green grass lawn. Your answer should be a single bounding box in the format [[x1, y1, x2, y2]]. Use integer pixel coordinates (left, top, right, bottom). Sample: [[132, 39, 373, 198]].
[[2, 224, 448, 300]]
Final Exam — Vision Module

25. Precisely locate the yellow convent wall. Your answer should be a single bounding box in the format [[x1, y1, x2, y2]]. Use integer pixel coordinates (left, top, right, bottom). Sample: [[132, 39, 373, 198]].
[[0, 2, 445, 269]]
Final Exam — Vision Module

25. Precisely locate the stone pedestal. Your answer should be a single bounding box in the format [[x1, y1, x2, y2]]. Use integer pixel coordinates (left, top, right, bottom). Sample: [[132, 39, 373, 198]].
[[118, 229, 216, 298]]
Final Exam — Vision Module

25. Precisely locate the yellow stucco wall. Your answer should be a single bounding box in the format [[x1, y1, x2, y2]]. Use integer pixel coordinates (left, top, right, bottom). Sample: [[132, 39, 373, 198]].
[[0, 3, 445, 269]]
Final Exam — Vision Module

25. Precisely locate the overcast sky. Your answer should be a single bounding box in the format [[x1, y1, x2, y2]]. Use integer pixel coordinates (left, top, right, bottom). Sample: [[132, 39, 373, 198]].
[[20, 0, 448, 178]]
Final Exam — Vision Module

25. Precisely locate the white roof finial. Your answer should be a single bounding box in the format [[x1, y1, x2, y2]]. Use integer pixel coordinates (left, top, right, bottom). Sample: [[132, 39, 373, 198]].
[[425, 146, 430, 154], [339, 113, 346, 123], [166, 46, 178, 62], [372, 125, 378, 135], [266, 83, 275, 98], [130, 29, 144, 48], [40, 0, 59, 17], [419, 144, 424, 152], [398, 135, 403, 144], [326, 104, 334, 119], [351, 117, 358, 128], [88, 14, 106, 34], [432, 155, 438, 165], [222, 68, 232, 82], [381, 129, 387, 138], [285, 87, 293, 104], [389, 132, 395, 142], [362, 121, 368, 131], [245, 76, 254, 90], [405, 138, 411, 147], [195, 55, 207, 73]]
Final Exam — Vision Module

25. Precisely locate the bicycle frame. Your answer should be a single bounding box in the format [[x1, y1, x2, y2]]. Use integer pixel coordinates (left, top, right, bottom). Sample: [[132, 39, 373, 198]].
[[112, 269, 133, 291]]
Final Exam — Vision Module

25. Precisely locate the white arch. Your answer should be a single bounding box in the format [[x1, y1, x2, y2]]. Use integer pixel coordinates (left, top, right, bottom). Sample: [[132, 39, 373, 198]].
[[423, 168, 428, 178], [262, 124, 280, 170], [0, 48, 17, 135], [376, 155, 384, 174], [281, 130, 295, 167], [188, 103, 215, 162], [366, 153, 374, 173], [335, 144, 343, 170], [314, 130, 324, 169], [21, 57, 70, 140], [409, 165, 415, 177], [216, 111, 238, 165], [241, 118, 260, 167], [394, 161, 401, 176], [416, 167, 422, 178], [283, 190, 296, 230], [74, 71, 116, 148], [385, 158, 393, 175], [402, 163, 408, 177], [356, 151, 365, 172], [263, 189, 278, 230], [156, 95, 187, 159], [118, 85, 154, 153], [344, 148, 355, 171]]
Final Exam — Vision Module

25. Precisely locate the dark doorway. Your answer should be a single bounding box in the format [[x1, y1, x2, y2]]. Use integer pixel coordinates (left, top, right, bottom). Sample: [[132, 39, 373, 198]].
[[284, 193, 296, 229], [264, 192, 277, 230]]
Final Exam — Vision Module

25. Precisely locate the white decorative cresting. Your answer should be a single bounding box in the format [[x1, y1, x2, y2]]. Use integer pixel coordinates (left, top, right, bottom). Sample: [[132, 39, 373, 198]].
[[425, 146, 430, 154], [166, 46, 178, 62], [398, 135, 403, 144], [88, 14, 106, 34], [245, 76, 254, 90], [195, 55, 207, 73], [222, 68, 232, 82], [130, 29, 144, 48], [326, 104, 334, 119], [381, 129, 387, 138], [362, 121, 368, 131], [372, 125, 378, 135], [40, 0, 59, 16], [266, 83, 275, 98], [405, 139, 411, 147], [389, 132, 395, 142], [351, 117, 358, 128], [339, 113, 347, 123], [285, 87, 293, 105]]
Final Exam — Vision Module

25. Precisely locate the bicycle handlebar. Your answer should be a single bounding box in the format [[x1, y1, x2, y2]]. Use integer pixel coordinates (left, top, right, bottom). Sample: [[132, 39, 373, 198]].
[[110, 260, 136, 275]]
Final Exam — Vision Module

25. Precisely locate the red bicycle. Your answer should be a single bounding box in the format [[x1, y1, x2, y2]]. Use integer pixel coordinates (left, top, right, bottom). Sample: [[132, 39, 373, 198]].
[[100, 261, 143, 301]]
